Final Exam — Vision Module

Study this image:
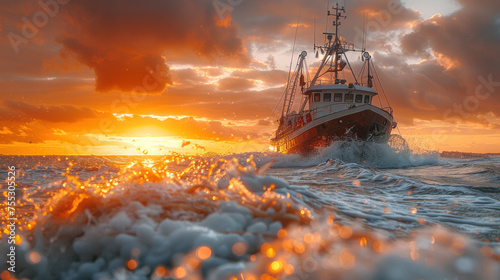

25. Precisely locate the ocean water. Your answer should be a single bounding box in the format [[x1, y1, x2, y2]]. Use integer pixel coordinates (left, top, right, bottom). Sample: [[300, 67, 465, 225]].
[[1, 140, 499, 280]]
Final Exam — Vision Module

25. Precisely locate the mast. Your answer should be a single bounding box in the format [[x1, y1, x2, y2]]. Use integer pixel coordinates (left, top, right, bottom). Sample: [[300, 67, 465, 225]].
[[333, 3, 345, 81], [363, 51, 373, 88], [299, 4, 364, 113], [333, 3, 349, 82], [309, 3, 347, 87]]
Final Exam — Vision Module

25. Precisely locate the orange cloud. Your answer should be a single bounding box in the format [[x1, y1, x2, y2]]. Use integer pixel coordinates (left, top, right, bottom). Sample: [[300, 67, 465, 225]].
[[53, 0, 250, 94], [218, 77, 255, 91], [0, 127, 13, 135], [1, 100, 99, 123]]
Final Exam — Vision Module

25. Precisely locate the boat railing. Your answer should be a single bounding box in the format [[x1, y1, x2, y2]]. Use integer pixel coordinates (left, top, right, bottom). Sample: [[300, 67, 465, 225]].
[[311, 103, 364, 119], [276, 122, 301, 139], [313, 103, 393, 118], [382, 107, 393, 116], [276, 118, 299, 139]]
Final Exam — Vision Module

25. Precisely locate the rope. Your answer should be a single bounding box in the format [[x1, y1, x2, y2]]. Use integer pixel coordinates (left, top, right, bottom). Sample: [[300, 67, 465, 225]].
[[371, 61, 402, 135], [371, 61, 391, 109], [362, 9, 367, 51], [271, 90, 286, 119], [357, 59, 365, 84], [272, 11, 301, 119]]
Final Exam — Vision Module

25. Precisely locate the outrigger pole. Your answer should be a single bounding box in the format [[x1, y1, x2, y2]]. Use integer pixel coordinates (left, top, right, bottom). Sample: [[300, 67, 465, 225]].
[[281, 51, 308, 118]]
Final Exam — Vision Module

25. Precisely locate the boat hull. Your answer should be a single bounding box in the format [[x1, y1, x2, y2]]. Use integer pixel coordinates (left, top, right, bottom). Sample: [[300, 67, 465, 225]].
[[271, 105, 393, 154]]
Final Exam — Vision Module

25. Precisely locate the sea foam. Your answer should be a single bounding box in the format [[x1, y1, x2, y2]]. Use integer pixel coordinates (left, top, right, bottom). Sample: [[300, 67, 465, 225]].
[[0, 155, 498, 280]]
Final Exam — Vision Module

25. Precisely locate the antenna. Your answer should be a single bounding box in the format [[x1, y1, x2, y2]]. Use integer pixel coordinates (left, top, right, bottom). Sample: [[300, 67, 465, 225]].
[[313, 17, 316, 50], [325, 0, 330, 41], [362, 8, 367, 52]]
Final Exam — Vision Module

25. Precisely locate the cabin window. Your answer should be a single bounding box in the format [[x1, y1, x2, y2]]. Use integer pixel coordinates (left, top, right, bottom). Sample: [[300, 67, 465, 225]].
[[364, 95, 370, 104], [345, 93, 353, 103], [309, 94, 314, 103], [314, 92, 321, 102], [324, 93, 331, 102], [355, 94, 363, 103], [334, 93, 343, 102]]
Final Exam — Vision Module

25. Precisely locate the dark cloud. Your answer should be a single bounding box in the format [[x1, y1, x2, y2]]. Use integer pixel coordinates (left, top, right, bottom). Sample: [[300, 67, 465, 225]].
[[232, 0, 419, 49], [1, 100, 99, 123], [55, 0, 250, 93], [395, 0, 500, 124]]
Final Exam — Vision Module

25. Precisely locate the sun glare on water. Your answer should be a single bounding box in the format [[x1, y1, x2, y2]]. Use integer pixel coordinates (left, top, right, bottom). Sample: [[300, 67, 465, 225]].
[[0, 153, 498, 279]]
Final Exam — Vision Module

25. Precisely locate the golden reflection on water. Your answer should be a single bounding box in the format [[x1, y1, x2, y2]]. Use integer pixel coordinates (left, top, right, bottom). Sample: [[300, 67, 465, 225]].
[[0, 155, 499, 279]]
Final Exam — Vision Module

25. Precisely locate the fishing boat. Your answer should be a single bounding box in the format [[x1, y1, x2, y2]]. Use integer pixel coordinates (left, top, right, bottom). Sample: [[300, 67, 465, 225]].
[[270, 4, 397, 154]]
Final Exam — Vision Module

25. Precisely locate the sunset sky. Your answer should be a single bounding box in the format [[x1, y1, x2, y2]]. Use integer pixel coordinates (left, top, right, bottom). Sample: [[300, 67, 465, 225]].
[[0, 0, 499, 155]]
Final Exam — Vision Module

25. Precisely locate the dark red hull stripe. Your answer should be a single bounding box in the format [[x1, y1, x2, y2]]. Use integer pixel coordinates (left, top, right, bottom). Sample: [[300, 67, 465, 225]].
[[271, 109, 393, 154]]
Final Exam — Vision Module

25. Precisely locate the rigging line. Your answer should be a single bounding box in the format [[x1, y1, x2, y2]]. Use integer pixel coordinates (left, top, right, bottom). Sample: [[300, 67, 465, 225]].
[[365, 4, 369, 51], [373, 77, 383, 108], [373, 65, 401, 136], [290, 13, 302, 97], [363, 9, 367, 51], [271, 89, 286, 119], [313, 17, 316, 48], [342, 52, 358, 84], [272, 76, 289, 118], [371, 60, 401, 135], [369, 69, 383, 107], [377, 93, 383, 108], [365, 16, 367, 51], [357, 59, 366, 84], [300, 60, 311, 113], [364, 16, 367, 50], [278, 10, 302, 118], [325, 0, 330, 39], [371, 61, 391, 109]]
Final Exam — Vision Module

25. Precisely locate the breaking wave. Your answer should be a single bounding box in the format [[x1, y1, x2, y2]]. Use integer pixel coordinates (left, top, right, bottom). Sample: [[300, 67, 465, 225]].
[[270, 135, 439, 169], [0, 153, 498, 280]]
